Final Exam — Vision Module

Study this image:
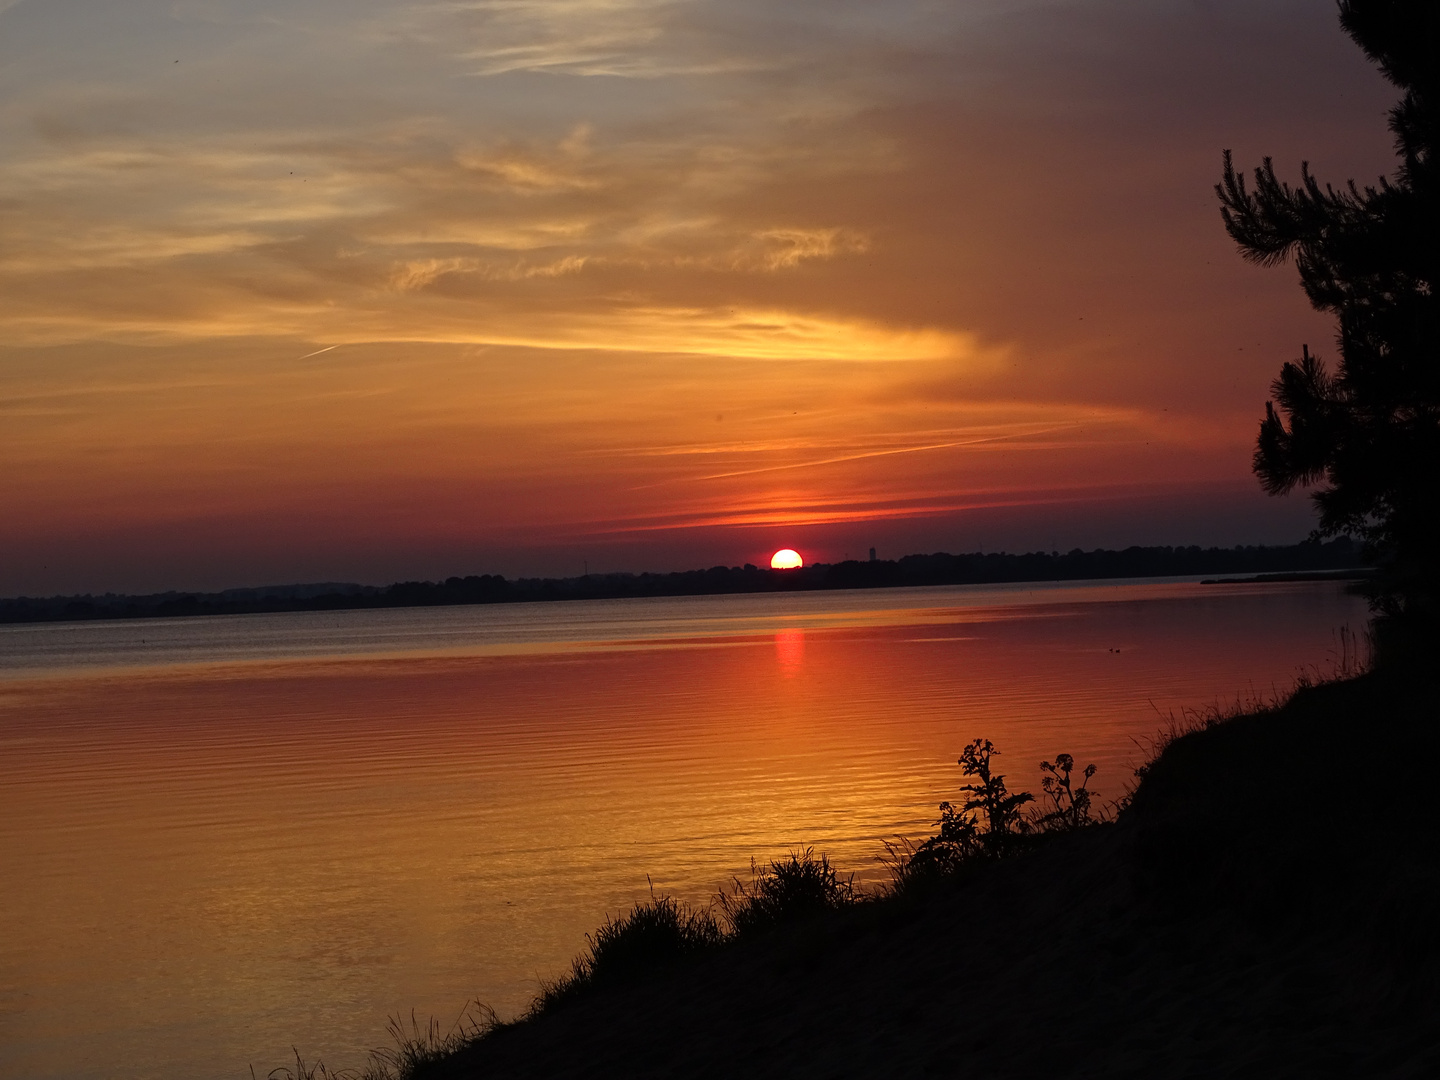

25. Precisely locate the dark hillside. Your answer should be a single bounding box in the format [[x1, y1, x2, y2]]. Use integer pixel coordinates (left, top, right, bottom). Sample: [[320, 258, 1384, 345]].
[[416, 670, 1438, 1079]]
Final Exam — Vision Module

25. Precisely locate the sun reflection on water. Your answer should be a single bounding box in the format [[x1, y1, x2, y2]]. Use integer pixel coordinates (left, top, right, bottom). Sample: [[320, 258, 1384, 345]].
[[774, 628, 805, 675]]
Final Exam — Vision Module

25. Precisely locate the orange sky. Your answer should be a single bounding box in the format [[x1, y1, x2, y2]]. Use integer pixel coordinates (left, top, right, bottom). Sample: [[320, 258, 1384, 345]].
[[0, 0, 1399, 593]]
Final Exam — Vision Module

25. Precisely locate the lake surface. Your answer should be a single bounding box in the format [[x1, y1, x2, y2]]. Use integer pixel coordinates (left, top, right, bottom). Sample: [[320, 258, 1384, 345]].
[[0, 579, 1366, 1079]]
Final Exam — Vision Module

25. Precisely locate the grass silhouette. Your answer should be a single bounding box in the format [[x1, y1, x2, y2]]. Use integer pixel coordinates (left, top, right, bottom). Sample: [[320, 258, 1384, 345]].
[[260, 1003, 496, 1080], [717, 849, 856, 936], [534, 889, 724, 1012]]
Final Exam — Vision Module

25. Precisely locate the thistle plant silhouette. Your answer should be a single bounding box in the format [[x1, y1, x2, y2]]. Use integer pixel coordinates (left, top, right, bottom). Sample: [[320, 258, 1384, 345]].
[[1034, 753, 1097, 832], [905, 739, 1046, 875], [949, 739, 1034, 848]]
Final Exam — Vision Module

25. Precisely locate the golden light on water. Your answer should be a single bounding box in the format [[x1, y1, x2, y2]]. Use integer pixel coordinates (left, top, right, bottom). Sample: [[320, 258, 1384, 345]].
[[770, 549, 803, 570], [0, 582, 1372, 1078]]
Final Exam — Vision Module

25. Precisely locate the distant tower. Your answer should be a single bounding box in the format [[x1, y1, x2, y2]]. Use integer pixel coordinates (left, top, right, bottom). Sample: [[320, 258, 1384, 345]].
[[869, 547, 876, 562]]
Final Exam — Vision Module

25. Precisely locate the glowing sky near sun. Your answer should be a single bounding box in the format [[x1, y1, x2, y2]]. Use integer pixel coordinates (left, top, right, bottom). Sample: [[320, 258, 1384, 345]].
[[0, 0, 1399, 593]]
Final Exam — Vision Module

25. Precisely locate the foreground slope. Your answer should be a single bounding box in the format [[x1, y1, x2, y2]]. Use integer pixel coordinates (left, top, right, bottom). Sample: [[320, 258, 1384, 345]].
[[422, 671, 1438, 1079]]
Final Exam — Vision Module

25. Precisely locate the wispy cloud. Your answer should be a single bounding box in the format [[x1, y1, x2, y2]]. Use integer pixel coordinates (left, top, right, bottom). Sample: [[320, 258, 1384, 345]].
[[0, 0, 1393, 588]]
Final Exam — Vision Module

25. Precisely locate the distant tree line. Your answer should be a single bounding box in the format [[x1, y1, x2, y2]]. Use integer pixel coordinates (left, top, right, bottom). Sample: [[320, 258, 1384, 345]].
[[0, 537, 1362, 625]]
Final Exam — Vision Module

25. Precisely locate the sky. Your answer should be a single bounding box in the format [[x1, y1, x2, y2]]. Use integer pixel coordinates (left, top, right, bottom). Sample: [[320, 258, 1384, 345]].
[[0, 0, 1401, 594]]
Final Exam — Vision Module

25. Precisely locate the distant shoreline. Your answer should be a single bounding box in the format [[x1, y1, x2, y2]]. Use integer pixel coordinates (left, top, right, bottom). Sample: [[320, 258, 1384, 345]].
[[1199, 567, 1373, 585], [0, 538, 1363, 626]]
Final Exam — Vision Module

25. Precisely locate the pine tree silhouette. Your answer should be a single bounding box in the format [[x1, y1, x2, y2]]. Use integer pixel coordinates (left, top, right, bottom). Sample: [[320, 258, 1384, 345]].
[[1217, 1, 1439, 628]]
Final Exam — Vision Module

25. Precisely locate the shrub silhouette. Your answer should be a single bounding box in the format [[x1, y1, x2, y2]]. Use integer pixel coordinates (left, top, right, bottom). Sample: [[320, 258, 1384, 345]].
[[718, 848, 855, 935], [532, 854, 859, 1012], [536, 893, 723, 1010]]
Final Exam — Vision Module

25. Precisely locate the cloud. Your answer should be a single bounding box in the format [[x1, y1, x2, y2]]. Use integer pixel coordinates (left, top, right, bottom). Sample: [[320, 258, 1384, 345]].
[[0, 0, 1404, 588]]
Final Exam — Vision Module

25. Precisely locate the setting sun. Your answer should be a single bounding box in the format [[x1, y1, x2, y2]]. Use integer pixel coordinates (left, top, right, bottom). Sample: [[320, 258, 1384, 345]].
[[770, 549, 804, 570]]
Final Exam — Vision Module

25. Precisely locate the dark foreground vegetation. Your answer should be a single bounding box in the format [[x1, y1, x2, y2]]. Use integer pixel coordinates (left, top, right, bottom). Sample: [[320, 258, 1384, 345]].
[[277, 655, 1438, 1080], [2, 538, 1361, 625]]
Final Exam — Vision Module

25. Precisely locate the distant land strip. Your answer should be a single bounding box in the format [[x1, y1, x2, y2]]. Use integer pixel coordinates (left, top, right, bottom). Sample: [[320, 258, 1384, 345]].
[[0, 539, 1367, 625]]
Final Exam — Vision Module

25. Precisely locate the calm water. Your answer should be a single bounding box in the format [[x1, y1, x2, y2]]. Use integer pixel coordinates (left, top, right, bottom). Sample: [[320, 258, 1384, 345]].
[[0, 579, 1366, 1079]]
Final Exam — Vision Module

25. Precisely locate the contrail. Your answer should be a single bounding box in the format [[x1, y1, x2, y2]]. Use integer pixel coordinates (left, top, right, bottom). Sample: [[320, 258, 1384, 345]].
[[627, 423, 1086, 489], [295, 345, 339, 361]]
